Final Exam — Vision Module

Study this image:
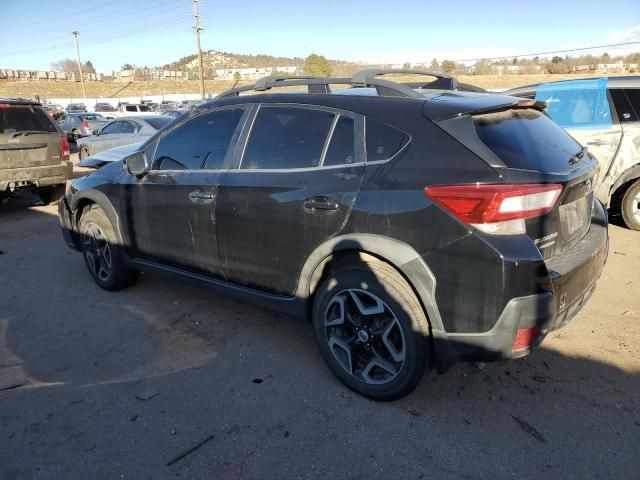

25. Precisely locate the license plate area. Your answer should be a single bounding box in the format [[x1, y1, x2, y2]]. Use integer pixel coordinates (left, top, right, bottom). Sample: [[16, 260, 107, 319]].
[[560, 193, 592, 244]]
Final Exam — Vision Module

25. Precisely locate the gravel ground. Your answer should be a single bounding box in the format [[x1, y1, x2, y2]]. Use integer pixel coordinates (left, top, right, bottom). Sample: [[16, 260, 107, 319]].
[[0, 171, 638, 480]]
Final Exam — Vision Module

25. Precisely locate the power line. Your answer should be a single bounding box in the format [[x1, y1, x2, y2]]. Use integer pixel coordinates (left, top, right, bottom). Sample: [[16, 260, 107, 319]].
[[451, 41, 640, 62]]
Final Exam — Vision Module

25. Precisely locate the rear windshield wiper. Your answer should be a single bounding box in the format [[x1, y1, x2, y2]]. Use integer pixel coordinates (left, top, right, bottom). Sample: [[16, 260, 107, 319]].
[[569, 146, 588, 165], [11, 130, 48, 137]]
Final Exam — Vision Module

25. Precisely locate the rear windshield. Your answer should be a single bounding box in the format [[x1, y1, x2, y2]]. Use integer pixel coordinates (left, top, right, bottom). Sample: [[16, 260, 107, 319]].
[[473, 108, 582, 171], [0, 105, 58, 134], [145, 117, 173, 130], [80, 114, 106, 121]]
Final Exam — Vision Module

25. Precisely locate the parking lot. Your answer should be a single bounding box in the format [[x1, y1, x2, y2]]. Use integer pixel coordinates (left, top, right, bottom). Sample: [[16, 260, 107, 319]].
[[0, 160, 639, 479]]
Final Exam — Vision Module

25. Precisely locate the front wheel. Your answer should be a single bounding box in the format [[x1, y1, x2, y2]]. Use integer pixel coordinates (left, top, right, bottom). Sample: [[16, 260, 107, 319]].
[[621, 179, 640, 231], [79, 206, 139, 290], [312, 257, 431, 400], [79, 144, 91, 160]]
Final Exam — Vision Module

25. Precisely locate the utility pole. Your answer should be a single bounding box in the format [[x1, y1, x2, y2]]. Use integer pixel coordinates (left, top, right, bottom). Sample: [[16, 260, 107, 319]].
[[71, 31, 86, 98], [193, 0, 205, 99]]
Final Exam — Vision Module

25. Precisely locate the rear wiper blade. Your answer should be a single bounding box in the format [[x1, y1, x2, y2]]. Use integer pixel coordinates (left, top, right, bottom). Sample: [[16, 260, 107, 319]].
[[569, 146, 588, 165], [11, 130, 47, 137]]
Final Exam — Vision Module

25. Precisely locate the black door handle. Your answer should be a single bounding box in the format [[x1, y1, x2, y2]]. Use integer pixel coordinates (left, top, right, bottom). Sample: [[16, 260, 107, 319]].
[[303, 196, 340, 214], [189, 191, 215, 203]]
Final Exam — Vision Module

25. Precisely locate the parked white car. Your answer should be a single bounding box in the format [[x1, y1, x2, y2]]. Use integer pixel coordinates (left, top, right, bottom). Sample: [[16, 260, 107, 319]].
[[110, 104, 157, 118]]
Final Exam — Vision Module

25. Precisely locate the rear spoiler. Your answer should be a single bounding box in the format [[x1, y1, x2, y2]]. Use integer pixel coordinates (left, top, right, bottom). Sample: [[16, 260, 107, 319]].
[[422, 94, 547, 122]]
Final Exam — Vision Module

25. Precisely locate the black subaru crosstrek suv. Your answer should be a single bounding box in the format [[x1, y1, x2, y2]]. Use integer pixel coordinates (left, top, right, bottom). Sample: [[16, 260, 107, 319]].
[[59, 70, 608, 400]]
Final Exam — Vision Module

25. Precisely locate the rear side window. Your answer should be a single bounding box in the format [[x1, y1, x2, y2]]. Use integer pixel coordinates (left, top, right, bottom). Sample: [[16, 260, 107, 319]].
[[473, 108, 582, 172], [366, 118, 409, 161], [623, 89, 640, 121], [324, 116, 355, 166], [153, 108, 244, 170], [242, 106, 334, 169], [125, 105, 137, 112], [0, 105, 57, 134], [610, 89, 638, 123]]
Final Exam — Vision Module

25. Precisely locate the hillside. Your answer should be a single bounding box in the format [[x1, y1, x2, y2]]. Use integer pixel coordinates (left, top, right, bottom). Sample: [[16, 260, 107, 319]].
[[162, 50, 305, 70]]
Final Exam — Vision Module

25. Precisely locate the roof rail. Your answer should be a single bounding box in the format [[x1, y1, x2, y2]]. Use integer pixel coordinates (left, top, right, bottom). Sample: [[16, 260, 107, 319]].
[[352, 69, 458, 91], [217, 69, 459, 99], [218, 76, 354, 98]]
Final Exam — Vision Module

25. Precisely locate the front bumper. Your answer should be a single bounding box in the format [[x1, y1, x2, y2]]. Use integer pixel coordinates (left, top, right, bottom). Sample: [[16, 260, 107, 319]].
[[59, 193, 81, 251], [0, 161, 73, 192], [438, 199, 609, 367]]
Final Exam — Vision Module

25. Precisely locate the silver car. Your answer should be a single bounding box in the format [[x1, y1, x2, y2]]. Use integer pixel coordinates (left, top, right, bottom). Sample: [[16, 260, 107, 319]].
[[77, 115, 173, 160], [506, 77, 640, 230]]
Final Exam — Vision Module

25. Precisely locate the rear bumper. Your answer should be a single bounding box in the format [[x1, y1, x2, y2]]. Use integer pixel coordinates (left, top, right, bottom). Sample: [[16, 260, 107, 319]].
[[0, 161, 73, 191], [435, 199, 608, 368]]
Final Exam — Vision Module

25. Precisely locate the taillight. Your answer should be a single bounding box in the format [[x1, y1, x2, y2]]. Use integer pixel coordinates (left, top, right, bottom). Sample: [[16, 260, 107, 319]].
[[82, 121, 91, 132], [424, 184, 562, 235], [60, 136, 70, 160]]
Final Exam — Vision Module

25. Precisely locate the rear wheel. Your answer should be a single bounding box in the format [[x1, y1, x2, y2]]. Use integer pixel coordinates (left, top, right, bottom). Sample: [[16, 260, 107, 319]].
[[79, 206, 139, 290], [312, 256, 431, 400], [621, 179, 640, 231], [37, 184, 65, 205], [79, 145, 91, 160]]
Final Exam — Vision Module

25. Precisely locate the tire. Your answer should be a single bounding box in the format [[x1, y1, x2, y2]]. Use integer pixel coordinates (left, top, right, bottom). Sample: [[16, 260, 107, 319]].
[[312, 256, 431, 400], [621, 179, 640, 231], [79, 205, 139, 291], [79, 144, 91, 160], [37, 184, 65, 205]]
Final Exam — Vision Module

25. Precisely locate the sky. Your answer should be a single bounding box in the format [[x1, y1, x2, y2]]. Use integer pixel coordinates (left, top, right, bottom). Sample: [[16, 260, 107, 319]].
[[1, 0, 639, 73]]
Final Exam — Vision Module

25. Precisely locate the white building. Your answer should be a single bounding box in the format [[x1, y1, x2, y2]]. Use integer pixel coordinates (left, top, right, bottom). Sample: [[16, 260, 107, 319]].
[[215, 66, 298, 80]]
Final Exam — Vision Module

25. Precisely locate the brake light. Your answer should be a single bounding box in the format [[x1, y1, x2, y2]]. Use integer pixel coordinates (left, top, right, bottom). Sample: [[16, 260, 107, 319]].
[[60, 136, 70, 160], [424, 184, 562, 235], [82, 120, 91, 132], [0, 104, 10, 109], [512, 327, 542, 351]]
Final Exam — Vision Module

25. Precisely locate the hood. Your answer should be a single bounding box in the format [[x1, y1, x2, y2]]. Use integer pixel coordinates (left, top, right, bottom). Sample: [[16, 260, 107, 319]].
[[78, 142, 142, 168]]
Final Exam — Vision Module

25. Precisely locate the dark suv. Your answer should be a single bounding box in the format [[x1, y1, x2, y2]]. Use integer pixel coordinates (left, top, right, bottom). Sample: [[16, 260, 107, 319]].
[[59, 71, 608, 400], [1, 98, 72, 204]]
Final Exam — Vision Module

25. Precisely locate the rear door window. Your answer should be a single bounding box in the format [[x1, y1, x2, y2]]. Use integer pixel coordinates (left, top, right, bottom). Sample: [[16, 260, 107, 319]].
[[366, 118, 410, 161], [0, 105, 57, 134], [153, 108, 245, 170], [323, 116, 356, 166], [242, 106, 334, 169], [125, 105, 137, 112], [534, 78, 612, 129], [473, 108, 582, 171]]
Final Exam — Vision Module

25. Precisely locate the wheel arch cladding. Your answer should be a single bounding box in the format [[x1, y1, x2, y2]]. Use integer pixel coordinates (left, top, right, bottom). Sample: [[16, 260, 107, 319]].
[[298, 234, 449, 355], [71, 190, 124, 246]]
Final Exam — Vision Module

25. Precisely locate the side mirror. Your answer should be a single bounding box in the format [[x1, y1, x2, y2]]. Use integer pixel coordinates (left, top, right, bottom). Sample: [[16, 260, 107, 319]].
[[124, 151, 148, 176]]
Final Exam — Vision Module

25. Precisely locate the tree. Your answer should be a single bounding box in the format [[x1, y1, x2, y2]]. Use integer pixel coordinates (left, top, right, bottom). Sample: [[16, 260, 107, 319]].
[[472, 59, 492, 75], [440, 59, 455, 73], [303, 54, 332, 76], [402, 62, 412, 70], [233, 71, 241, 81], [512, 57, 518, 65], [429, 58, 439, 71], [121, 63, 134, 71], [51, 58, 96, 78]]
